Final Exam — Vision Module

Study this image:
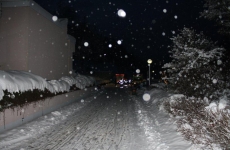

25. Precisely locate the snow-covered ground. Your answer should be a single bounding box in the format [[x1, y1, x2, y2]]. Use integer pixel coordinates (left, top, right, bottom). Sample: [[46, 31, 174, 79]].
[[0, 83, 205, 150]]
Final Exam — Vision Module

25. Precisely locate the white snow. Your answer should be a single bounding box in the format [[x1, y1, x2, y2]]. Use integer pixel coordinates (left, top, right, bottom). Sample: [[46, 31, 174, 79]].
[[143, 93, 151, 101], [0, 78, 228, 149], [52, 16, 58, 22], [117, 40, 122, 45], [163, 9, 167, 13], [84, 42, 89, 47], [212, 79, 218, 84], [136, 69, 140, 73], [0, 70, 95, 100], [117, 9, 126, 17]]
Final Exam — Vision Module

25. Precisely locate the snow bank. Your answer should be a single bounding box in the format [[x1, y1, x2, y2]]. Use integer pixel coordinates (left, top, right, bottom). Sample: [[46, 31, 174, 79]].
[[0, 70, 95, 100]]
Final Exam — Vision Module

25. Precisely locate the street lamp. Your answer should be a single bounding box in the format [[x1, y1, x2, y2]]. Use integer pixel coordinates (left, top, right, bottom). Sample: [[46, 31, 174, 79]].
[[147, 59, 152, 86]]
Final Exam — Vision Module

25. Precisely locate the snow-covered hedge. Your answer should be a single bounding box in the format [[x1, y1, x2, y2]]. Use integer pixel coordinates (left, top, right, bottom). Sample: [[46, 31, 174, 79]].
[[0, 70, 96, 101]]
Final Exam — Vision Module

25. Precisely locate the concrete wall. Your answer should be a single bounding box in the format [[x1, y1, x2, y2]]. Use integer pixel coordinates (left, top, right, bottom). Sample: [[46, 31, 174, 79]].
[[0, 0, 76, 79], [0, 87, 96, 134], [0, 7, 29, 71]]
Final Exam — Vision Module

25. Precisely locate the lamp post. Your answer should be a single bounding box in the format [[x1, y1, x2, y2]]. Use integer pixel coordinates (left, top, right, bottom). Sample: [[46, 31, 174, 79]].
[[147, 59, 152, 86]]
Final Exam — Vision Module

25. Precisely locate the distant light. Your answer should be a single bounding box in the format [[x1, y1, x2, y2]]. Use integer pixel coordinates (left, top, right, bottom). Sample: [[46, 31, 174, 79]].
[[108, 44, 112, 48], [117, 40, 122, 45], [52, 16, 58, 22], [117, 9, 126, 17], [147, 59, 152, 64], [84, 42, 89, 47], [163, 9, 167, 13]]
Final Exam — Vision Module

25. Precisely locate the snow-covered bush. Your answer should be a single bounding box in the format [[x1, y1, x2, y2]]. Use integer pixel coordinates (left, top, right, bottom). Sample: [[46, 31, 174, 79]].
[[162, 28, 225, 100], [163, 95, 230, 149]]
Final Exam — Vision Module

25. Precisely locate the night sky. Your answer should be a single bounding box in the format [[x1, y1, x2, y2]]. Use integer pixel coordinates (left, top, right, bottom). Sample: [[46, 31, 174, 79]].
[[33, 0, 219, 79]]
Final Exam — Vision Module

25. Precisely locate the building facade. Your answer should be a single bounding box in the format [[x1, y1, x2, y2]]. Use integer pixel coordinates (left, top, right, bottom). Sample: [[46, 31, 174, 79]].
[[0, 0, 76, 79]]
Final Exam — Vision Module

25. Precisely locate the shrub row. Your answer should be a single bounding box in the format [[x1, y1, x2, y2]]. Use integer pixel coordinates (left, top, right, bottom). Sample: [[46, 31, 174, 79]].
[[163, 97, 230, 149]]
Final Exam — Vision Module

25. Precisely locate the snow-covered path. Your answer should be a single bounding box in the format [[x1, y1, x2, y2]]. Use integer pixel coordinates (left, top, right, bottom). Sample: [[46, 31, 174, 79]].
[[0, 84, 193, 150]]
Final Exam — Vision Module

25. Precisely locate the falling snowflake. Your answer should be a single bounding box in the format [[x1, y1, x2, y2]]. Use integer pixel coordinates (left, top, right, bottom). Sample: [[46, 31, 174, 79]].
[[163, 9, 167, 13], [174, 15, 178, 19], [117, 40, 122, 45], [81, 99, 84, 103], [65, 94, 68, 97], [108, 44, 112, 48], [117, 9, 126, 17], [138, 110, 141, 113], [162, 32, 166, 36], [212, 79, 217, 84], [143, 93, 151, 101], [69, 71, 72, 74], [84, 42, 89, 47], [217, 60, 222, 65], [52, 16, 58, 22], [11, 94, 15, 99], [136, 69, 140, 73], [90, 71, 93, 74]]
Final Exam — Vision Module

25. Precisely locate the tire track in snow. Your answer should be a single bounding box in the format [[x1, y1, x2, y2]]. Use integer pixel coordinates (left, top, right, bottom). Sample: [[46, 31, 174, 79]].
[[14, 87, 135, 150], [134, 96, 169, 150], [23, 96, 106, 150]]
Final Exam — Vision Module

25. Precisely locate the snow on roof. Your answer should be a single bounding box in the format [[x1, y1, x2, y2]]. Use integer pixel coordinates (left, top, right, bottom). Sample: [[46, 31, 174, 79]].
[[0, 70, 95, 100]]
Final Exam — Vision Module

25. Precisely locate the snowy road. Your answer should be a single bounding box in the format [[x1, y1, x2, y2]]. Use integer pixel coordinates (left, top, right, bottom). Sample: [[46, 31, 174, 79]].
[[0, 84, 192, 150]]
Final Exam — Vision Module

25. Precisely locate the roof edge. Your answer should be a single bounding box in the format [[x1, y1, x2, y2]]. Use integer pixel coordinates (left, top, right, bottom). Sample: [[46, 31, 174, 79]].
[[1, 0, 67, 30]]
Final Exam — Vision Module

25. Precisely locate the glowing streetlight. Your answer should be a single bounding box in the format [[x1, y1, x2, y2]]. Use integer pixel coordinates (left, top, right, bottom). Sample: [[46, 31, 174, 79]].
[[147, 59, 152, 86]]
